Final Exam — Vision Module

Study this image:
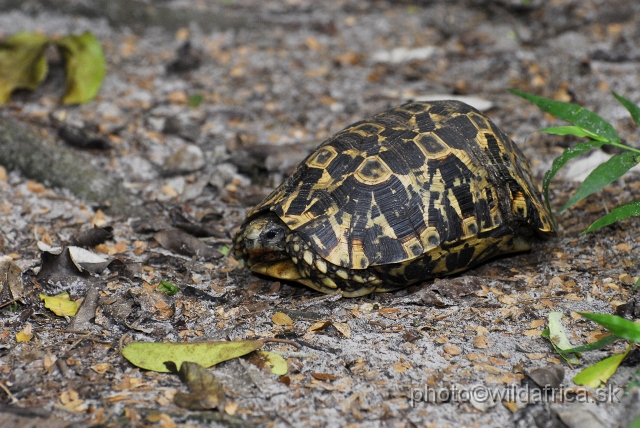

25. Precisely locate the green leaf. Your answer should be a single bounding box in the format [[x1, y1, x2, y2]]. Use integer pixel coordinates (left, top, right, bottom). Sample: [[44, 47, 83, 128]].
[[122, 340, 264, 373], [257, 350, 288, 375], [578, 312, 640, 342], [510, 89, 620, 143], [188, 93, 204, 107], [573, 345, 631, 388], [546, 312, 580, 364], [0, 32, 49, 103], [540, 126, 601, 139], [583, 199, 640, 234], [219, 245, 230, 256], [560, 333, 618, 353], [612, 92, 640, 126], [542, 140, 605, 226], [560, 151, 639, 212], [54, 32, 105, 104], [158, 280, 179, 296], [629, 414, 640, 428]]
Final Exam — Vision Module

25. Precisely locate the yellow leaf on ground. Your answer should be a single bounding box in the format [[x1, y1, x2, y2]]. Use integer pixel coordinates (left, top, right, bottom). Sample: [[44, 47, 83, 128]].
[[16, 323, 33, 342], [308, 320, 330, 332], [40, 292, 79, 316], [122, 340, 264, 373], [272, 312, 293, 326]]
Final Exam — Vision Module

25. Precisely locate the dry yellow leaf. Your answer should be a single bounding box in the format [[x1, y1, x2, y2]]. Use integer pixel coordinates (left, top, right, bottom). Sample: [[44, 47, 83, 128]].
[[333, 322, 351, 338], [16, 323, 33, 342], [40, 292, 79, 317], [272, 312, 293, 326]]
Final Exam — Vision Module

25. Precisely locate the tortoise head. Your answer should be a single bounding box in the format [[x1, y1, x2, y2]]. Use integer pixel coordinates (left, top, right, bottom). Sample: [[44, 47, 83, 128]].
[[236, 214, 289, 264]]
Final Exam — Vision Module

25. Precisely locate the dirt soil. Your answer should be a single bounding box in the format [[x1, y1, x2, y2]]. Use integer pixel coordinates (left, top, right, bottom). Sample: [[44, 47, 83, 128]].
[[1, 0, 640, 427]]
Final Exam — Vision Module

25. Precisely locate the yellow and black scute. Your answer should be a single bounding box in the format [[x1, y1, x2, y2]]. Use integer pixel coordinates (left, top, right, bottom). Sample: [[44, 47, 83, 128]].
[[234, 100, 555, 297]]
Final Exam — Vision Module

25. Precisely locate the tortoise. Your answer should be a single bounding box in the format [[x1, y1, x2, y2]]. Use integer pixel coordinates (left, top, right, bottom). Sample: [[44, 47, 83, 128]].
[[234, 101, 555, 297]]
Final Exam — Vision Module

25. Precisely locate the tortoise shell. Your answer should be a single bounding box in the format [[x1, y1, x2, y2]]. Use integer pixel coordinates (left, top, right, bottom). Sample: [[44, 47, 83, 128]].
[[234, 101, 555, 297]]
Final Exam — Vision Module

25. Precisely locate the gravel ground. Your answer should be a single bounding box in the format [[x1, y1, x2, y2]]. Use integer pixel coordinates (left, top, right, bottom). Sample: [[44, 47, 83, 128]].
[[1, 0, 640, 427]]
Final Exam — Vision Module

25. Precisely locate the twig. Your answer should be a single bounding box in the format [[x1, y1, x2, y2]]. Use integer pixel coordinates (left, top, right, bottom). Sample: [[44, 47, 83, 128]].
[[292, 290, 343, 309], [262, 338, 300, 348], [0, 298, 18, 309], [0, 382, 17, 403]]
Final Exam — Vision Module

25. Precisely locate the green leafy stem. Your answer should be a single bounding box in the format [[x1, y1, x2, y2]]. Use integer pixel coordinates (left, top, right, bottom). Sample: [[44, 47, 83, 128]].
[[509, 89, 640, 234]]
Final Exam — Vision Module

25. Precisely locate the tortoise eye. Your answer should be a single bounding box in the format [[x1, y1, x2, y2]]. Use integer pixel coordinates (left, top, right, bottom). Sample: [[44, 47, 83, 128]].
[[264, 230, 278, 240], [264, 227, 284, 241]]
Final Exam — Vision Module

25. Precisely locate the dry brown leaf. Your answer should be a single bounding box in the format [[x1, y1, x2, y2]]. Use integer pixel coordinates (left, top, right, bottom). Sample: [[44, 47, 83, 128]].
[[614, 243, 631, 252], [473, 336, 489, 349], [473, 326, 490, 335], [44, 355, 57, 371], [168, 91, 188, 104], [305, 37, 323, 50], [225, 401, 238, 415], [392, 360, 412, 372], [311, 372, 338, 381], [91, 363, 111, 374], [503, 401, 520, 413], [173, 361, 225, 411], [443, 345, 461, 356], [475, 285, 490, 297], [487, 373, 524, 384], [333, 322, 351, 338], [530, 319, 546, 329], [147, 413, 177, 428], [272, 312, 293, 326], [474, 363, 502, 375], [162, 184, 178, 197], [113, 376, 146, 391], [526, 353, 547, 360], [308, 320, 330, 332], [489, 357, 509, 366], [27, 180, 46, 193], [540, 299, 554, 307], [524, 329, 542, 336], [91, 209, 107, 227], [498, 295, 517, 305], [489, 287, 504, 296]]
